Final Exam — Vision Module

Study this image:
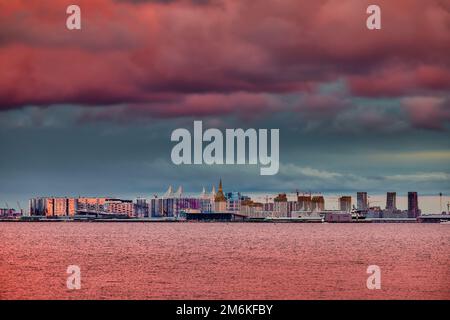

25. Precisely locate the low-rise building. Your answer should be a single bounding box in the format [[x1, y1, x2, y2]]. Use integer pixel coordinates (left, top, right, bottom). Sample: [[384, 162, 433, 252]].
[[324, 211, 352, 223]]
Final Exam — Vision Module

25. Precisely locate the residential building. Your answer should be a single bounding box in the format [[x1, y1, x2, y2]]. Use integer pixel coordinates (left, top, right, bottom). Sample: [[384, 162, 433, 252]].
[[357, 192, 368, 211], [339, 196, 352, 212]]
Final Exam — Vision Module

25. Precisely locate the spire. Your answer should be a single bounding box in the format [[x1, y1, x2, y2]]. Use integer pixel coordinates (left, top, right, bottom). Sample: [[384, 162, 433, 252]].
[[163, 185, 173, 198], [214, 178, 226, 202], [174, 186, 183, 198], [200, 187, 208, 199]]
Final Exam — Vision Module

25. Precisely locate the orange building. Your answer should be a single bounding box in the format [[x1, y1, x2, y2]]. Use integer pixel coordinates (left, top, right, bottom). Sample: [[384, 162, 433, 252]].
[[339, 196, 352, 212], [311, 196, 325, 211], [43, 198, 77, 217], [105, 199, 134, 216], [297, 195, 312, 211], [77, 197, 107, 213]]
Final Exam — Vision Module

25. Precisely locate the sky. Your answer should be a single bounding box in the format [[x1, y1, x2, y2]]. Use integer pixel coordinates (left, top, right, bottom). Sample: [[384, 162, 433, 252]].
[[0, 0, 449, 209]]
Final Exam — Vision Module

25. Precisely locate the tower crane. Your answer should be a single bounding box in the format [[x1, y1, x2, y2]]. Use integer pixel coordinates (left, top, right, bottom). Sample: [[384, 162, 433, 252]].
[[17, 201, 23, 214]]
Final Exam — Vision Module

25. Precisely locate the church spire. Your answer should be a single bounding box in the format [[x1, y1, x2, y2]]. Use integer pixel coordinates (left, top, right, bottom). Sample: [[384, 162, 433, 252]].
[[214, 178, 226, 202]]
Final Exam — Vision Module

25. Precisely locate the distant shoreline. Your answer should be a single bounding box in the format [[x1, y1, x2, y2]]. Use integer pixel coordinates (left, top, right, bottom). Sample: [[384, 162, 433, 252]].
[[2, 217, 448, 223]]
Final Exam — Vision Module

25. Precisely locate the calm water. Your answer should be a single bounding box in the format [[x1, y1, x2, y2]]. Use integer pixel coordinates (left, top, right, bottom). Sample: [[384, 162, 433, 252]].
[[0, 222, 449, 300]]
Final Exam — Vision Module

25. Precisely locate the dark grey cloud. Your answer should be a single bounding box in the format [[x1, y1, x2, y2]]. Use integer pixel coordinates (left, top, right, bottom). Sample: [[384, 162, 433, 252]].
[[1, 105, 449, 213]]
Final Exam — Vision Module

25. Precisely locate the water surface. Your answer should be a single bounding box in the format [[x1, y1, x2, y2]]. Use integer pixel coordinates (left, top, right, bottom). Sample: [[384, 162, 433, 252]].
[[0, 222, 449, 299]]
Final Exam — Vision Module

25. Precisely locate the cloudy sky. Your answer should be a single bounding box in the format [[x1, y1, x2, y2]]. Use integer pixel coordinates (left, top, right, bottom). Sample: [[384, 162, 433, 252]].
[[0, 0, 449, 207]]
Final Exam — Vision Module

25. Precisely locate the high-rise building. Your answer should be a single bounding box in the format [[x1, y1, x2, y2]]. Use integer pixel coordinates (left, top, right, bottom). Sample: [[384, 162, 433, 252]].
[[135, 198, 149, 218], [311, 196, 325, 211], [273, 193, 288, 217], [226, 191, 241, 212], [29, 198, 46, 216], [356, 192, 368, 211], [386, 192, 397, 210], [150, 186, 204, 217], [105, 199, 134, 216], [77, 197, 107, 213], [297, 195, 312, 211], [339, 196, 352, 212], [29, 197, 77, 217], [408, 192, 420, 218]]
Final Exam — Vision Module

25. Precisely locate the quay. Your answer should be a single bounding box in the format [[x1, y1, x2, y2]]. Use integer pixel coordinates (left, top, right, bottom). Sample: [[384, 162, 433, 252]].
[[1, 214, 450, 223]]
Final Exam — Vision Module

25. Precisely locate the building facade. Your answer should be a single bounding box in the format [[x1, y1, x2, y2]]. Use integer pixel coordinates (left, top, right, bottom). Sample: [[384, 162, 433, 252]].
[[214, 179, 227, 212], [357, 192, 368, 211], [386, 192, 397, 210], [311, 196, 325, 211], [297, 195, 312, 211], [339, 196, 352, 212], [29, 197, 77, 217], [408, 192, 420, 218]]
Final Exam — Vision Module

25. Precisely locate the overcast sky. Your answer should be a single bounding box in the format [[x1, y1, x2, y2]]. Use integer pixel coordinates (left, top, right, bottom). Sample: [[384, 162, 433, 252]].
[[0, 0, 449, 208]]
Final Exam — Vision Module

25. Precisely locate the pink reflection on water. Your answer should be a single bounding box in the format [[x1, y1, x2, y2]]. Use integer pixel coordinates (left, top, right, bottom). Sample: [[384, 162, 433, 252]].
[[0, 222, 449, 300]]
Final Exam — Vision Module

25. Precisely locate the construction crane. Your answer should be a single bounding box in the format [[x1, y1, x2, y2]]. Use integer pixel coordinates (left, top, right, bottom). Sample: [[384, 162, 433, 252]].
[[17, 201, 23, 214]]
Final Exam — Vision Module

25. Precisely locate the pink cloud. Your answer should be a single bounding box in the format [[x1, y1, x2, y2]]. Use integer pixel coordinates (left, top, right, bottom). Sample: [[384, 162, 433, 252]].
[[402, 96, 450, 130], [0, 0, 448, 122], [349, 65, 450, 97], [78, 92, 280, 122]]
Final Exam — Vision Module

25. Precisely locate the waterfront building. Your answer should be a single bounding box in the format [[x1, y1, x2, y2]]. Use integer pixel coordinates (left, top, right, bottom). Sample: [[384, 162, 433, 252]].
[[297, 195, 312, 211], [150, 186, 205, 217], [239, 199, 264, 217], [226, 191, 241, 212], [357, 192, 368, 211], [149, 196, 161, 217], [366, 206, 383, 218], [77, 197, 133, 216], [287, 201, 298, 216], [29, 197, 77, 217], [29, 198, 46, 216], [386, 192, 397, 210], [199, 187, 213, 213], [339, 196, 352, 212], [214, 179, 227, 212], [77, 197, 107, 213], [104, 199, 134, 216], [273, 193, 288, 217], [382, 209, 408, 219], [200, 187, 208, 200], [324, 211, 352, 223], [135, 198, 149, 218], [263, 202, 274, 212], [311, 196, 325, 211], [0, 208, 19, 217], [408, 192, 420, 218]]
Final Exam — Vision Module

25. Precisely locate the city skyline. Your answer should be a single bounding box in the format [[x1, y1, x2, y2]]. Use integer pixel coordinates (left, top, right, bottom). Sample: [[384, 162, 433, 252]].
[[1, 0, 449, 210], [2, 179, 449, 215], [1, 0, 449, 305], [9, 181, 450, 216]]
